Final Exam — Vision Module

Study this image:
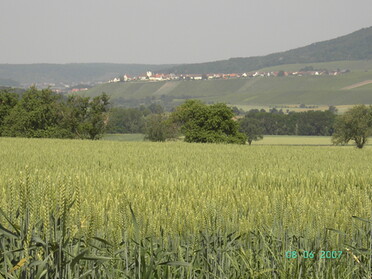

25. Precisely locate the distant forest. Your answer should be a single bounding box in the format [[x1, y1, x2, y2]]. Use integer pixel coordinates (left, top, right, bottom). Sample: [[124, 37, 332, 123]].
[[106, 105, 336, 136]]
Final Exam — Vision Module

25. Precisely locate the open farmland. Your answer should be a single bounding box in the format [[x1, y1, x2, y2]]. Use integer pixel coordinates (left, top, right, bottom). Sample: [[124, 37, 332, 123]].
[[0, 138, 371, 278]]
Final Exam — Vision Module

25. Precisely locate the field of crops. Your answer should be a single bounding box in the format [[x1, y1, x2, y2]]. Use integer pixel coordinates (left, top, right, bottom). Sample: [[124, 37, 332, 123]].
[[0, 138, 371, 278]]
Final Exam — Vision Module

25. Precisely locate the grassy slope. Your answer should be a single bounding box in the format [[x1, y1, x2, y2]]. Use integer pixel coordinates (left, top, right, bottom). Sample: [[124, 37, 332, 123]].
[[85, 60, 372, 106]]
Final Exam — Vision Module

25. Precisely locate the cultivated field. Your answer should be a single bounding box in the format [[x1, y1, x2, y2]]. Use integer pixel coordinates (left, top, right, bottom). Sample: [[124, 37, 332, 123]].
[[0, 138, 371, 278]]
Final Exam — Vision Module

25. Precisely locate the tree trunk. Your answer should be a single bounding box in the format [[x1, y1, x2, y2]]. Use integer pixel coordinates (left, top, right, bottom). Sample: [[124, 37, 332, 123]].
[[355, 136, 366, 148]]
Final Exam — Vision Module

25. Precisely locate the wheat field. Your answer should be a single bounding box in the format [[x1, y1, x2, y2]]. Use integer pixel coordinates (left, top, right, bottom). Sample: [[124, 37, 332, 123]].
[[0, 138, 371, 278]]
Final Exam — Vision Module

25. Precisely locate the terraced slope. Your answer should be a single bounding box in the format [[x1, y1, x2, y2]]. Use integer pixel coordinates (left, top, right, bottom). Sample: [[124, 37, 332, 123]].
[[84, 68, 372, 107], [342, 80, 372, 90]]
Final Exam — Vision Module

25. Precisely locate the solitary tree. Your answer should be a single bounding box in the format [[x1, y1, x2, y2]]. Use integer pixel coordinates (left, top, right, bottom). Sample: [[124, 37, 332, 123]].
[[171, 100, 246, 144], [332, 105, 372, 148], [238, 117, 264, 145], [65, 93, 110, 140]]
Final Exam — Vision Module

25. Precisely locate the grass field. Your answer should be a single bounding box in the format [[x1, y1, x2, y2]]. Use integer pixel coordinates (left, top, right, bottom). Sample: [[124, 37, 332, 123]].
[[257, 135, 370, 146], [103, 133, 145, 141], [102, 134, 372, 147], [257, 135, 332, 145], [0, 137, 371, 278]]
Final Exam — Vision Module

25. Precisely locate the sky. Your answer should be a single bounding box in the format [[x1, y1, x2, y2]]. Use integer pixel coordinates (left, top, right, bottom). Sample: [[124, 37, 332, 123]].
[[1, 0, 372, 65]]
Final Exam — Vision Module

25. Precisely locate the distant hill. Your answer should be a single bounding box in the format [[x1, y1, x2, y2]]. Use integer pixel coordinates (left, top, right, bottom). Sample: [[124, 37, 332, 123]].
[[3, 26, 372, 109], [0, 77, 20, 87], [0, 63, 175, 86], [164, 26, 372, 74], [2, 26, 371, 87], [81, 26, 372, 108]]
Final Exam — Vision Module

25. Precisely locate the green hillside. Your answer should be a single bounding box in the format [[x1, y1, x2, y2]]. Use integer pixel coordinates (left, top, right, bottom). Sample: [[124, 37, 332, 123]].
[[260, 60, 372, 72], [84, 62, 372, 107], [164, 26, 372, 74]]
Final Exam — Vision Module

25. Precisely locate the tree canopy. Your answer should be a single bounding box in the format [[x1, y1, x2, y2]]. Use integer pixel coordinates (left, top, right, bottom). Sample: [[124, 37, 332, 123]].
[[0, 90, 18, 135], [144, 113, 178, 142], [242, 109, 335, 136], [170, 100, 246, 144], [0, 87, 110, 139], [332, 105, 372, 148], [238, 117, 263, 145], [106, 104, 164, 134]]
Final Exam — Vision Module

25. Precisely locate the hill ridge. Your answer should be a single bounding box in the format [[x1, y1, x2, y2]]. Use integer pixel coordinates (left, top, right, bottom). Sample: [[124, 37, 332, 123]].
[[163, 26, 372, 74]]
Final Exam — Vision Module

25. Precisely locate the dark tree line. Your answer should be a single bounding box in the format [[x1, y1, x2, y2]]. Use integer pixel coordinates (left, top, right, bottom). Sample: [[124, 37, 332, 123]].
[[4, 87, 368, 147], [0, 87, 109, 139], [106, 104, 164, 134], [241, 109, 336, 136]]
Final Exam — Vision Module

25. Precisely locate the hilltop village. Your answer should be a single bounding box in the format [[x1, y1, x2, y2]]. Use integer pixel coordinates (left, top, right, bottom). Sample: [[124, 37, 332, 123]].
[[107, 69, 349, 83]]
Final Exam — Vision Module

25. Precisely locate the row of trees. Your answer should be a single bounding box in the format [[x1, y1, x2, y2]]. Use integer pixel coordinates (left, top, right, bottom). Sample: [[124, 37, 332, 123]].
[[0, 87, 110, 139], [144, 101, 337, 144], [144, 101, 372, 148], [241, 110, 336, 136], [106, 102, 262, 144], [1, 87, 371, 148]]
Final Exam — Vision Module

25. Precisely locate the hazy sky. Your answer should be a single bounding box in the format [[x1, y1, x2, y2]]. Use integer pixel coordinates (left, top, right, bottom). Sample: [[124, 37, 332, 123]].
[[1, 0, 371, 64]]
